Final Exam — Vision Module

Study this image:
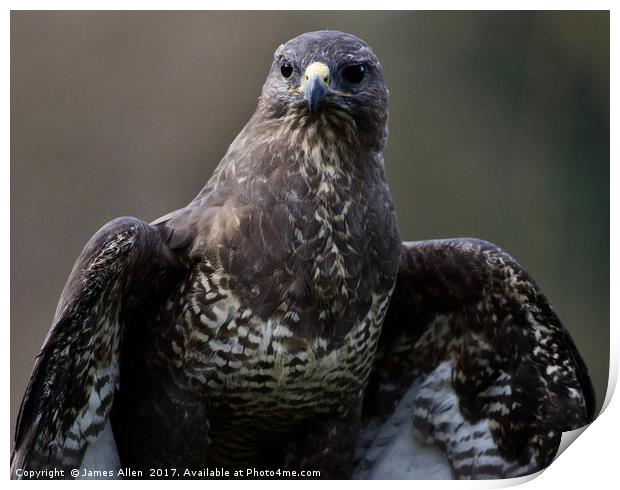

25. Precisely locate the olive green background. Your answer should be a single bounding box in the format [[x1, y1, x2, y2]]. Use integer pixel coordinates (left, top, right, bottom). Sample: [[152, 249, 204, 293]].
[[10, 11, 609, 441]]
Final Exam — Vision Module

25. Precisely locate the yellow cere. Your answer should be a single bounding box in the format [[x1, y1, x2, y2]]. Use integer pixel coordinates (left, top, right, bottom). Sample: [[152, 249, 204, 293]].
[[289, 62, 351, 97], [304, 62, 330, 86]]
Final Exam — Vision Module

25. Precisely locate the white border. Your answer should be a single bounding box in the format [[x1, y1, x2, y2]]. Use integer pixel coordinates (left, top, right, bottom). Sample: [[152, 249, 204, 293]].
[[0, 1, 617, 10], [3, 2, 615, 487]]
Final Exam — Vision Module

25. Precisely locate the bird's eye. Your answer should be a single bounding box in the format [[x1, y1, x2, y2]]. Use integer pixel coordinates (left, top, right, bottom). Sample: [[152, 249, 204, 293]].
[[280, 60, 293, 79], [343, 64, 366, 84]]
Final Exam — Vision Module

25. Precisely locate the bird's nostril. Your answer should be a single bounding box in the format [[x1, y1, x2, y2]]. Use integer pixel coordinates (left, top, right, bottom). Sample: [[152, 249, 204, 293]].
[[323, 77, 329, 84]]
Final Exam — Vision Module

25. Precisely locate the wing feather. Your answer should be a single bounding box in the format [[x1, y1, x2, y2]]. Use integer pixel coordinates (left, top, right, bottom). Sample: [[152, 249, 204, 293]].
[[358, 239, 595, 479], [11, 217, 186, 479]]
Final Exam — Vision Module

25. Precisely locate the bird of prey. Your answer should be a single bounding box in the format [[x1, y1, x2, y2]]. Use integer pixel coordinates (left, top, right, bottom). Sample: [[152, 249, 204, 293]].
[[12, 30, 595, 480]]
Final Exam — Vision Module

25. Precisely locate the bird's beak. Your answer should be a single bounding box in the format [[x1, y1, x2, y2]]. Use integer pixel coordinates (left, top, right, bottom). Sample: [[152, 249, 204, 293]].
[[302, 62, 331, 113]]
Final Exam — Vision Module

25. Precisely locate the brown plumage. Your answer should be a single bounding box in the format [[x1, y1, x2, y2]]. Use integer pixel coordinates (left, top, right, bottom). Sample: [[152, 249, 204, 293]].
[[12, 31, 593, 480]]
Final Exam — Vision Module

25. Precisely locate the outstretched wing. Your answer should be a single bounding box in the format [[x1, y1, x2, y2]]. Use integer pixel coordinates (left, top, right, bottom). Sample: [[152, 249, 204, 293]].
[[11, 217, 187, 479], [357, 239, 595, 480]]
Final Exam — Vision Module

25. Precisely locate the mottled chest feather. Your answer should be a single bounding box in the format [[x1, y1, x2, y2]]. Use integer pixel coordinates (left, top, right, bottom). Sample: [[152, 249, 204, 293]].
[[192, 113, 400, 339], [160, 117, 398, 418]]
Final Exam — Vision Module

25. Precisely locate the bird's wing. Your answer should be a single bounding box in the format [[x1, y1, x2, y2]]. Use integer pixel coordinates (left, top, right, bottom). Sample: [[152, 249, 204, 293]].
[[356, 239, 595, 480], [11, 217, 187, 479]]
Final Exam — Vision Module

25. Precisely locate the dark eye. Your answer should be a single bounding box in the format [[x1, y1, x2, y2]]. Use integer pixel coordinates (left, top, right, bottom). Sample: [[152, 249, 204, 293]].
[[280, 60, 293, 79], [343, 64, 366, 84]]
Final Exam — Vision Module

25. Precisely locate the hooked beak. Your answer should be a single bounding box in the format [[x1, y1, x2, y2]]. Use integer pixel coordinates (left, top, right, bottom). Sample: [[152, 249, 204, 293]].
[[302, 62, 331, 113]]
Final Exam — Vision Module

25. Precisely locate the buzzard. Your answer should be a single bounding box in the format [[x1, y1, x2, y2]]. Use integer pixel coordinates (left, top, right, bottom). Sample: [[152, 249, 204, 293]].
[[11, 30, 594, 480]]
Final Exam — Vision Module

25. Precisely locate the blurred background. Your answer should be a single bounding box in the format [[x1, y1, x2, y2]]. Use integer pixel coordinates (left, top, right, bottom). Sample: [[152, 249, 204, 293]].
[[11, 11, 609, 441]]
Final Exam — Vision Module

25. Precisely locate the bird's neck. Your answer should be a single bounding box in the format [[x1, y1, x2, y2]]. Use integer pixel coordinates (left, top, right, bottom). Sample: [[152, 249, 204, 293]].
[[244, 109, 381, 177], [196, 108, 388, 215]]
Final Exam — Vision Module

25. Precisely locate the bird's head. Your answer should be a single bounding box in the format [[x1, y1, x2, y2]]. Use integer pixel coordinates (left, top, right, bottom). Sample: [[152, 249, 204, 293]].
[[257, 31, 389, 150]]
